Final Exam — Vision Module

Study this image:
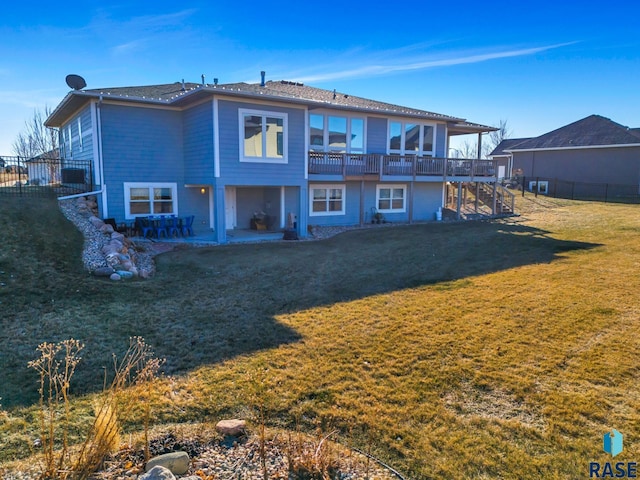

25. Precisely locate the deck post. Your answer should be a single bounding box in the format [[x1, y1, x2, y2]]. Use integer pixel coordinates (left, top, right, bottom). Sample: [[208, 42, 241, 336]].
[[475, 182, 479, 212], [456, 182, 462, 220], [360, 180, 365, 226], [214, 185, 227, 244], [492, 181, 498, 215], [408, 182, 414, 224]]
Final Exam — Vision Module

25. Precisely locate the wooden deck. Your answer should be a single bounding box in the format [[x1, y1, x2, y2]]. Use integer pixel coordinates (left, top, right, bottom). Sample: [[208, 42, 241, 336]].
[[308, 152, 497, 179]]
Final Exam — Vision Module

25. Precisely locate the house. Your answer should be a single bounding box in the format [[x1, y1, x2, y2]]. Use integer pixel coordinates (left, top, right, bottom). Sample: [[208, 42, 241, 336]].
[[487, 138, 531, 181], [45, 74, 500, 243], [25, 149, 61, 186], [490, 115, 640, 192]]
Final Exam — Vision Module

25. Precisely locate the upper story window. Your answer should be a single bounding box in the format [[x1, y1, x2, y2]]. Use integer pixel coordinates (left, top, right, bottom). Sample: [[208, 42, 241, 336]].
[[309, 113, 365, 153], [388, 121, 435, 156], [239, 108, 288, 163]]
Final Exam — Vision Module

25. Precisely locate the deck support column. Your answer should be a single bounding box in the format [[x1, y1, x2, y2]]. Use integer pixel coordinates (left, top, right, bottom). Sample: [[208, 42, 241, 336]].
[[475, 182, 479, 212], [492, 181, 498, 215], [298, 185, 308, 238], [408, 182, 414, 224], [456, 182, 462, 220], [359, 180, 365, 226], [214, 185, 227, 244]]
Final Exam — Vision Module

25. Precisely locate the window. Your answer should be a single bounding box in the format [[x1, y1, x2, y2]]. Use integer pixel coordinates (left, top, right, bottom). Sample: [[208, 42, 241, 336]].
[[309, 113, 365, 153], [62, 125, 72, 158], [376, 184, 406, 213], [239, 109, 288, 163], [388, 121, 435, 156], [77, 118, 83, 152], [124, 183, 177, 218], [309, 184, 346, 216]]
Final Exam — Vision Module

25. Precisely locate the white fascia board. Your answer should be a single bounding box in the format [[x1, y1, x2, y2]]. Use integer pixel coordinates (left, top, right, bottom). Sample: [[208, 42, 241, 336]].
[[507, 143, 640, 153]]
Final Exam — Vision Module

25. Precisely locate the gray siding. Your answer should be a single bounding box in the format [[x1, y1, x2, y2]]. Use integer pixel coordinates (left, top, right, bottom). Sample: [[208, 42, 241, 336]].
[[512, 147, 640, 186], [435, 124, 446, 157], [367, 117, 388, 153], [412, 183, 444, 220], [100, 104, 186, 221], [217, 99, 307, 186], [183, 101, 214, 183], [307, 181, 442, 226], [308, 182, 361, 227], [60, 105, 94, 161]]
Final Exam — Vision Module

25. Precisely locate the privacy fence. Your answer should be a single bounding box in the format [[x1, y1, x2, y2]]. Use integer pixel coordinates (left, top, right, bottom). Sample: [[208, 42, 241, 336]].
[[515, 176, 640, 204], [0, 156, 93, 198]]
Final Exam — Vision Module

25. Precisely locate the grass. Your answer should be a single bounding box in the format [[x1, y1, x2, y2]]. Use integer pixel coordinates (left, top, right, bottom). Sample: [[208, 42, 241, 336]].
[[1, 193, 640, 478]]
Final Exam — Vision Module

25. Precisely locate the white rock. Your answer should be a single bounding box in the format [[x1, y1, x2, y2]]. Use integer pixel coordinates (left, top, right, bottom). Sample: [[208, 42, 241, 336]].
[[145, 452, 190, 475], [139, 465, 176, 480], [109, 273, 121, 281]]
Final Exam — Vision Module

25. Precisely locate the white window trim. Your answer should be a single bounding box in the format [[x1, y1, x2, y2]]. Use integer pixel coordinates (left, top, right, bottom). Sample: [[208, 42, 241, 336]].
[[239, 108, 288, 164], [64, 125, 72, 158], [388, 121, 436, 157], [77, 118, 83, 152], [123, 182, 178, 219], [376, 184, 407, 213], [309, 184, 346, 216], [309, 112, 367, 153]]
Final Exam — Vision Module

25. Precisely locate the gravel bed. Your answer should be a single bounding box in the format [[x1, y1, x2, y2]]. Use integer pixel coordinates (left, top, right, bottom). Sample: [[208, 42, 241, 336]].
[[1, 431, 401, 480], [58, 198, 156, 277]]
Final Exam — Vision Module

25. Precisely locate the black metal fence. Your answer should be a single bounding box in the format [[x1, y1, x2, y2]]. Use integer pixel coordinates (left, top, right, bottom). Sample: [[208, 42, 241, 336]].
[[512, 176, 640, 204], [0, 156, 93, 198]]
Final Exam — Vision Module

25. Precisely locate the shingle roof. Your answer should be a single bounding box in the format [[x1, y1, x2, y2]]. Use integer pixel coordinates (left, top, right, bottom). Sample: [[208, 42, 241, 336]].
[[48, 79, 496, 133], [83, 79, 466, 122], [83, 82, 201, 101], [489, 138, 532, 156], [508, 115, 640, 150]]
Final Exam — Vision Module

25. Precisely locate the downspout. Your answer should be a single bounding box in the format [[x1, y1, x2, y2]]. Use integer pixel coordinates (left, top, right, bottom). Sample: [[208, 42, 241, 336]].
[[97, 95, 107, 217]]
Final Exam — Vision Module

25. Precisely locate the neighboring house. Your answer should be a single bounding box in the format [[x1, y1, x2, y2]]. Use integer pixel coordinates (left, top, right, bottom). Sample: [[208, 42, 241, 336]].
[[25, 149, 61, 186], [487, 138, 531, 180], [46, 75, 499, 243], [490, 115, 640, 190]]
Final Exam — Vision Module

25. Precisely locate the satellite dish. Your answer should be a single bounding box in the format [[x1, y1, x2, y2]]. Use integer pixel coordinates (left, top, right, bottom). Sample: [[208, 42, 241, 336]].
[[65, 74, 87, 90]]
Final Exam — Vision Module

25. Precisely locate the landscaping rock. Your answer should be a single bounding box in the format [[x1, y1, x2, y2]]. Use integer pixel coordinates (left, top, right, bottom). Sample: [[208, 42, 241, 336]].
[[139, 465, 176, 480], [111, 231, 125, 242], [145, 452, 190, 475], [215, 419, 246, 436], [116, 270, 134, 279], [109, 273, 121, 281], [100, 223, 114, 234], [88, 215, 104, 228], [93, 266, 115, 277]]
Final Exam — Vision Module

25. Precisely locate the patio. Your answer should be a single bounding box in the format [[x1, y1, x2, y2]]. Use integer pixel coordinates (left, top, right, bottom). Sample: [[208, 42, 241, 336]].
[[132, 228, 286, 247]]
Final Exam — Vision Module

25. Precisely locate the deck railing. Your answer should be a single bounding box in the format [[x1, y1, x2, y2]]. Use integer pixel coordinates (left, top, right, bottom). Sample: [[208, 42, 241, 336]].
[[309, 152, 496, 178]]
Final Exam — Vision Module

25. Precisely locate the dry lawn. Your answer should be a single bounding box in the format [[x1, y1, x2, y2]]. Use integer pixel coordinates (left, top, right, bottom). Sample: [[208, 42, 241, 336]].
[[1, 193, 640, 479]]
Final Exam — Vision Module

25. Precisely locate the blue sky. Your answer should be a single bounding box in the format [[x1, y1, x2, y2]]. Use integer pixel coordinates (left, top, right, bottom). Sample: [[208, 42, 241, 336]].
[[1, 0, 638, 154]]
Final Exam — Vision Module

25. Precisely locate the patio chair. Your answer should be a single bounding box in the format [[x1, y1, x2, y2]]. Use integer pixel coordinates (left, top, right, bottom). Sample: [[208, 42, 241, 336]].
[[154, 215, 168, 238], [167, 215, 181, 237], [138, 217, 154, 238], [182, 215, 195, 236]]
